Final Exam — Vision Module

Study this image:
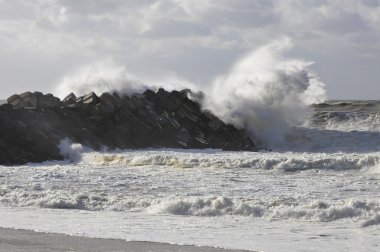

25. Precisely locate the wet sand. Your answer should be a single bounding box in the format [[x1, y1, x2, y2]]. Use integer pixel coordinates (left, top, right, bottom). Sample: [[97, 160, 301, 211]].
[[0, 227, 252, 252]]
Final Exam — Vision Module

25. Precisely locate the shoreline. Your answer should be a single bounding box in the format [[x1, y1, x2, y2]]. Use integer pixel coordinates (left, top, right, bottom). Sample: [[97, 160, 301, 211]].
[[0, 227, 253, 252]]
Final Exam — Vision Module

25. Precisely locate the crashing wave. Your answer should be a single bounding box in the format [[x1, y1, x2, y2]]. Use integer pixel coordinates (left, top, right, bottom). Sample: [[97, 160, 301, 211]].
[[79, 150, 380, 171], [1, 187, 379, 227]]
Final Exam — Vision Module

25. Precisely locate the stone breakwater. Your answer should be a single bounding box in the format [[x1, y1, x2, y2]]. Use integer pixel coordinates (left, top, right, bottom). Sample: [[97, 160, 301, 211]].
[[0, 89, 256, 165]]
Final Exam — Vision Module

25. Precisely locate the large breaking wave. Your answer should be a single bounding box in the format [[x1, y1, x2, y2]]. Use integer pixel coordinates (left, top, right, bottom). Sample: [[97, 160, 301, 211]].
[[52, 38, 380, 153], [204, 38, 326, 149], [54, 38, 327, 151]]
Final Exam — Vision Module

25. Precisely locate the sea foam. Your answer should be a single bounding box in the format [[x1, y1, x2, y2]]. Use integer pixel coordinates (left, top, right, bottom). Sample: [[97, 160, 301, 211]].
[[80, 149, 380, 171], [1, 185, 379, 227]]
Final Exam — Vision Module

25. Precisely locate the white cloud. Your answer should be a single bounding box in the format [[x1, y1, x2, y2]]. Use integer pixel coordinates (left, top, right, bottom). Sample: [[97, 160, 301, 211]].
[[0, 0, 379, 98]]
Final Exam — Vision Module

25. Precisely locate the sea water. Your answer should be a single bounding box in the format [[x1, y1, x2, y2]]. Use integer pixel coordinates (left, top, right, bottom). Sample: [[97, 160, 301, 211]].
[[1, 101, 380, 251]]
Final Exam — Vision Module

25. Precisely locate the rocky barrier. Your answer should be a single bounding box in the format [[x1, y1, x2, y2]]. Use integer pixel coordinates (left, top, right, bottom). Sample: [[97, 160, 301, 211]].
[[0, 89, 256, 165]]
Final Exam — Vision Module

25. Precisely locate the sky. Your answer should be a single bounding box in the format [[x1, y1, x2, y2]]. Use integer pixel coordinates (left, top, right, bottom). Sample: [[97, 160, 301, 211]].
[[0, 0, 379, 100]]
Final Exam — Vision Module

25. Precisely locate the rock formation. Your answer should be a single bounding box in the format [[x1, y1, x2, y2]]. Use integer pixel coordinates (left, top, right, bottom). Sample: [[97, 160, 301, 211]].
[[0, 89, 256, 165]]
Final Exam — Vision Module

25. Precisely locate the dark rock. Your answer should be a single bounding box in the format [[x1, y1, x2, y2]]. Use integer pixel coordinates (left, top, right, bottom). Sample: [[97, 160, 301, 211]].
[[143, 89, 157, 102], [176, 128, 191, 146], [0, 103, 12, 110], [20, 92, 38, 107], [208, 118, 224, 131], [0, 88, 257, 165], [81, 92, 100, 105], [33, 91, 43, 96], [7, 92, 62, 109], [7, 94, 29, 109], [7, 94, 21, 104], [98, 92, 122, 113], [38, 93, 62, 108], [63, 92, 77, 105]]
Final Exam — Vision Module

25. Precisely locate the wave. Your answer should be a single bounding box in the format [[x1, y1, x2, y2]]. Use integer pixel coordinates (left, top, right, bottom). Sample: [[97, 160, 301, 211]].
[[309, 100, 380, 135], [78, 149, 380, 171], [58, 138, 85, 162], [314, 100, 380, 108], [362, 214, 380, 227], [53, 38, 327, 151], [280, 127, 380, 152], [204, 38, 327, 149], [0, 188, 379, 227], [56, 140, 380, 170], [310, 110, 380, 133], [49, 36, 379, 153]]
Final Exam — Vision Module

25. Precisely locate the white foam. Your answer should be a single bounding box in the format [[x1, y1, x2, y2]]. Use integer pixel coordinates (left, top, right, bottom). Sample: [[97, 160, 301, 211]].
[[2, 148, 380, 225], [58, 139, 84, 162], [54, 60, 148, 98], [54, 59, 199, 99], [147, 197, 265, 217], [2, 185, 379, 225], [2, 147, 380, 251], [81, 149, 380, 171], [204, 38, 327, 149]]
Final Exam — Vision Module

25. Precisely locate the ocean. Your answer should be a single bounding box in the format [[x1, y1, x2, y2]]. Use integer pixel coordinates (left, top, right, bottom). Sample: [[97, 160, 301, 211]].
[[1, 100, 380, 251]]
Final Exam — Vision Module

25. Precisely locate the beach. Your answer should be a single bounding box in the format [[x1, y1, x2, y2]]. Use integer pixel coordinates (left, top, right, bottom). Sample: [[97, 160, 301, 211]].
[[0, 227, 250, 252]]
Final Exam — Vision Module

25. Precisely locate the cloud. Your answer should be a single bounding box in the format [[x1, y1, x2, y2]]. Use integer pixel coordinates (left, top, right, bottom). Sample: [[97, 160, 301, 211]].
[[2, 0, 379, 54], [0, 0, 379, 98]]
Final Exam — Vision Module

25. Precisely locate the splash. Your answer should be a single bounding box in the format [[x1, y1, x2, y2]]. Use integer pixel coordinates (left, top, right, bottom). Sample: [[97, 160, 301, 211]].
[[204, 38, 327, 148], [54, 38, 327, 149], [54, 59, 198, 99], [58, 139, 84, 162], [54, 59, 147, 99]]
